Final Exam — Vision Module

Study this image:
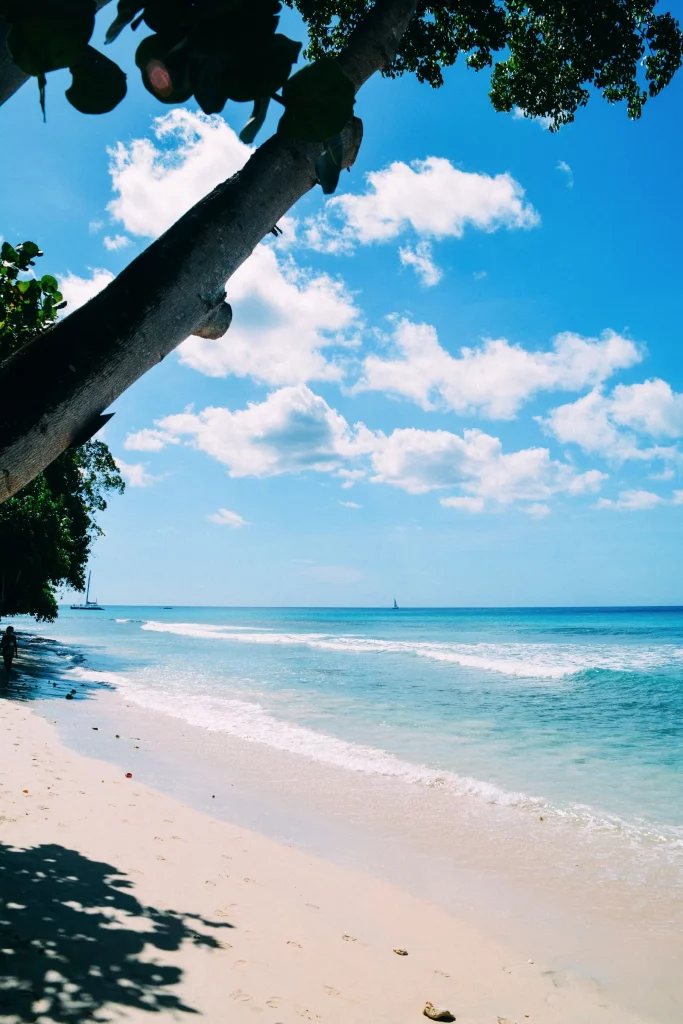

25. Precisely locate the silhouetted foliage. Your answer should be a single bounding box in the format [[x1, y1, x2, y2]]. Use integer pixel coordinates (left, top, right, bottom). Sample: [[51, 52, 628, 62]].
[[0, 242, 124, 621]]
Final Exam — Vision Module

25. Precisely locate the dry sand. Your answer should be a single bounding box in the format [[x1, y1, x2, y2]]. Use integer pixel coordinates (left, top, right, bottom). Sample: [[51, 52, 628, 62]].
[[0, 698, 649, 1024]]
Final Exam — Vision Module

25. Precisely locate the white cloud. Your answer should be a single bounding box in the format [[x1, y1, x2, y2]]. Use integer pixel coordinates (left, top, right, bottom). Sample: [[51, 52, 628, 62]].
[[88, 219, 104, 234], [398, 241, 443, 286], [208, 508, 249, 527], [108, 109, 251, 238], [178, 244, 359, 385], [524, 502, 551, 519], [305, 156, 539, 253], [473, 270, 487, 281], [156, 385, 357, 478], [542, 379, 683, 460], [138, 387, 607, 514], [363, 424, 606, 505], [440, 496, 485, 513], [556, 160, 573, 187], [106, 109, 358, 387], [339, 500, 362, 509], [512, 107, 554, 129], [115, 458, 159, 488], [596, 489, 665, 511], [103, 234, 131, 251], [59, 269, 115, 312], [357, 320, 641, 419], [338, 468, 366, 489], [124, 428, 178, 452]]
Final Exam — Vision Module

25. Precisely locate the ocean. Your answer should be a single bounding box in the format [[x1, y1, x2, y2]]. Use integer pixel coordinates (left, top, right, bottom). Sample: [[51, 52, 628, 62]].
[[11, 604, 683, 1016], [19, 605, 683, 840]]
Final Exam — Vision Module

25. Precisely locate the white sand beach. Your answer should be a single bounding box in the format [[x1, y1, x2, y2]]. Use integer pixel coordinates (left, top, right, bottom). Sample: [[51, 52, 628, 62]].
[[0, 694, 654, 1024]]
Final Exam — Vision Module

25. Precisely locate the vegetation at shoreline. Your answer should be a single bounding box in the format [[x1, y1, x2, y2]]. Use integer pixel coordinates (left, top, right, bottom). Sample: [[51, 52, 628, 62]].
[[0, 241, 123, 621]]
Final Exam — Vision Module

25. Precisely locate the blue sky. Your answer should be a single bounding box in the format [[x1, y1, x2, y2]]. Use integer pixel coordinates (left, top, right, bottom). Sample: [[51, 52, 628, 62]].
[[2, 5, 683, 607]]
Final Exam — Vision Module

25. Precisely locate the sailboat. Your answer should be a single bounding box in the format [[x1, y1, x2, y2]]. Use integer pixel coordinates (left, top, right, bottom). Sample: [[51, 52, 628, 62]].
[[393, 598, 399, 610], [70, 572, 104, 611]]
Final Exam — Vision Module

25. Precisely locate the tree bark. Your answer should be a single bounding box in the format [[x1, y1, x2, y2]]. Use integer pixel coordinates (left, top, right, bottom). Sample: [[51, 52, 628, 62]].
[[0, 0, 418, 503], [0, 1, 113, 109]]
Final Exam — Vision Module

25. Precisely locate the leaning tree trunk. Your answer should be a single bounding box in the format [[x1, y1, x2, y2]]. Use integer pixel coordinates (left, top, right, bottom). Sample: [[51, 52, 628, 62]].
[[0, 0, 418, 503]]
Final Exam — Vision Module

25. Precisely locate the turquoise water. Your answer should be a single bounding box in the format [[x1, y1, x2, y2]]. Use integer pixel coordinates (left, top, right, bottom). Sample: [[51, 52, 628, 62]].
[[18, 605, 683, 855]]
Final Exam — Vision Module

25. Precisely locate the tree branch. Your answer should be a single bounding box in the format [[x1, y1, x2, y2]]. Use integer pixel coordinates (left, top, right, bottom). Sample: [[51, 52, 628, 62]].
[[0, 0, 418, 502], [0, 1, 113, 109]]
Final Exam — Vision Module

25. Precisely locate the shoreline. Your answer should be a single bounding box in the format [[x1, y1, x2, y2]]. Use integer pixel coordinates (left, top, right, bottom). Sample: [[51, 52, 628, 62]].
[[0, 696, 650, 1024], [2, 626, 682, 1021]]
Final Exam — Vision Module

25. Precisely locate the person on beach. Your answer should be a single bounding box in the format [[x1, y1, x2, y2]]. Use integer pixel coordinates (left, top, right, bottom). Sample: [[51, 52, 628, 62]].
[[1, 626, 18, 678]]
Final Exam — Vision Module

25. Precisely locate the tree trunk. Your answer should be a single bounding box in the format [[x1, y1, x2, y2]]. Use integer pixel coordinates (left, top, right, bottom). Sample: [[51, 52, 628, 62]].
[[0, 0, 418, 503]]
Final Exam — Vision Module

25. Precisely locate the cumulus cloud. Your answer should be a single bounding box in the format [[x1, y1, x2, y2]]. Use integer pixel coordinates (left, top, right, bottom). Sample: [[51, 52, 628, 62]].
[[178, 244, 359, 385], [362, 424, 606, 503], [339, 500, 362, 509], [398, 241, 443, 286], [542, 379, 683, 460], [440, 496, 485, 513], [105, 109, 358, 386], [512, 107, 554, 129], [108, 109, 251, 238], [103, 234, 131, 251], [114, 459, 159, 487], [59, 269, 115, 312], [134, 386, 607, 514], [357, 320, 641, 419], [208, 508, 249, 527], [524, 502, 551, 519], [596, 489, 665, 511], [124, 428, 178, 452], [305, 157, 539, 253], [156, 385, 357, 478]]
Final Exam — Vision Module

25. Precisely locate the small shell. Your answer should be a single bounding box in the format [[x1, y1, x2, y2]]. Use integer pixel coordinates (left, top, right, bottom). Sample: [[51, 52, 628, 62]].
[[424, 1002, 455, 1022]]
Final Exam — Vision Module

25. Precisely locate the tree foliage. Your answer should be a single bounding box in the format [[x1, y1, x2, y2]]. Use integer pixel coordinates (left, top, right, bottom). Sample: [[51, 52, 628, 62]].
[[0, 241, 124, 621], [1, 1, 680, 151]]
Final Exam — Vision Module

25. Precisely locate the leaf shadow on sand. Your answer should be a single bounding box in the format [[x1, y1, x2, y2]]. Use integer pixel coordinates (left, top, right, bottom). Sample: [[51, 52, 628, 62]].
[[0, 842, 234, 1021]]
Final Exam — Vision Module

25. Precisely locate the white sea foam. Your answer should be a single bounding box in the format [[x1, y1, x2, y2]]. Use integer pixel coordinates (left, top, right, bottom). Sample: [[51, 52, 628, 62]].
[[140, 620, 683, 679], [65, 666, 128, 686], [111, 675, 538, 808]]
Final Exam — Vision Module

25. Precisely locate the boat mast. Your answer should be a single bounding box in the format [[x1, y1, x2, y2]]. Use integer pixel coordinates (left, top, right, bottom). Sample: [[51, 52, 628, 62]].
[[85, 571, 91, 604]]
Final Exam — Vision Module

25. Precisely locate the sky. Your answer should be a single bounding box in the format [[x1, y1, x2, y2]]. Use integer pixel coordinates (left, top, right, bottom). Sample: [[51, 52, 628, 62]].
[[2, 5, 683, 607]]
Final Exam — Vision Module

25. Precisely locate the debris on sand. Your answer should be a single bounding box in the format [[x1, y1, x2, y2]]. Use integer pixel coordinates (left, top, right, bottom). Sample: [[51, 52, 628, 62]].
[[125, 772, 133, 778], [393, 948, 408, 955], [423, 1002, 455, 1022]]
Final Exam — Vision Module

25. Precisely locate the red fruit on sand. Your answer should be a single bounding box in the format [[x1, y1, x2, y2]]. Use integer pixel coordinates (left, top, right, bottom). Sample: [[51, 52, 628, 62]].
[[125, 772, 132, 778]]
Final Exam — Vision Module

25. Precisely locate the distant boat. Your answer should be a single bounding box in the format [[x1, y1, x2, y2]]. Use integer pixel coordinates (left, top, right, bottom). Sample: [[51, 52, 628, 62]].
[[393, 598, 399, 610], [163, 606, 173, 610], [70, 572, 104, 611]]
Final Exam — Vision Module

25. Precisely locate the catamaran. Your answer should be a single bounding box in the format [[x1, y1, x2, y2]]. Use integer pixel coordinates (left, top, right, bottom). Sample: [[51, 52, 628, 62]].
[[70, 572, 104, 611]]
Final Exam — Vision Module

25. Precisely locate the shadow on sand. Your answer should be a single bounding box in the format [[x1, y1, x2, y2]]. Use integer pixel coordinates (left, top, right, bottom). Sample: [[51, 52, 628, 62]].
[[0, 633, 112, 704], [0, 842, 234, 1021]]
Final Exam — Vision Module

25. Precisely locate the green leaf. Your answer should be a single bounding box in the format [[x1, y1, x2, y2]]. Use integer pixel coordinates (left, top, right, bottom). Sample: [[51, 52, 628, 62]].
[[191, 35, 301, 113], [315, 133, 344, 194], [1, 242, 19, 265], [20, 241, 42, 260], [278, 58, 355, 142], [40, 274, 60, 293], [7, 0, 95, 76], [239, 97, 270, 144], [66, 46, 127, 114], [135, 35, 193, 104], [104, 0, 144, 44]]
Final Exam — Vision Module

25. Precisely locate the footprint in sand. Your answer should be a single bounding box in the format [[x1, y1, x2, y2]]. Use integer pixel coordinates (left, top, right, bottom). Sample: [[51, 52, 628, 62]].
[[323, 986, 341, 997], [233, 959, 249, 972], [230, 989, 252, 1002]]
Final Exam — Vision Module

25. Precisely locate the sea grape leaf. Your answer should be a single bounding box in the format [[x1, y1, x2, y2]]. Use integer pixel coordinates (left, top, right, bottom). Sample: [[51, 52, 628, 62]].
[[7, 0, 95, 76], [105, 0, 144, 44], [239, 97, 270, 143], [315, 132, 344, 194], [135, 35, 193, 104], [66, 46, 128, 114], [278, 58, 355, 142]]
